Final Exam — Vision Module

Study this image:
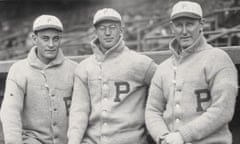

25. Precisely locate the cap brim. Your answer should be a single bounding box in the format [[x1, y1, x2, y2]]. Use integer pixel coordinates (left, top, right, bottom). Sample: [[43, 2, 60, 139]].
[[94, 16, 121, 25], [33, 25, 63, 32], [171, 12, 201, 20]]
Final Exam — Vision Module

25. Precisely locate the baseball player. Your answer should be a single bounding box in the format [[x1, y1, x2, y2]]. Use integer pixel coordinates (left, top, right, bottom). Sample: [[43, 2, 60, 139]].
[[67, 8, 157, 144], [145, 1, 238, 144], [0, 15, 77, 144]]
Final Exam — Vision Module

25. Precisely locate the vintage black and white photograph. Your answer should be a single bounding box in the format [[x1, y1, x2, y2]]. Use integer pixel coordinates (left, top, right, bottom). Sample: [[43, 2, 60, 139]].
[[0, 0, 239, 144]]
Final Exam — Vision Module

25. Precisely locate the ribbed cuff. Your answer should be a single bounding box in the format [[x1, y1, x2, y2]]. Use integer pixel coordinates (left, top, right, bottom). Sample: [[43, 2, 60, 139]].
[[178, 126, 193, 142], [67, 135, 81, 144]]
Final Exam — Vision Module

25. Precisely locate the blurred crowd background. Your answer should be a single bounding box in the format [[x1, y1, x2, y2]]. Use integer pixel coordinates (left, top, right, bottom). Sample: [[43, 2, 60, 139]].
[[0, 0, 239, 60]]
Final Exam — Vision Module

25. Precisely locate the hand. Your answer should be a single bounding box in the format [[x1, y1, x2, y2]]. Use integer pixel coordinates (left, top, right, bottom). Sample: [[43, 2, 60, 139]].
[[163, 132, 184, 144], [157, 133, 168, 144]]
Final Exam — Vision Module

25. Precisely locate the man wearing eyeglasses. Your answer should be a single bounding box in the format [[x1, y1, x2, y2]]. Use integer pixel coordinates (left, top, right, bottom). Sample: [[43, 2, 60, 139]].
[[68, 8, 157, 144]]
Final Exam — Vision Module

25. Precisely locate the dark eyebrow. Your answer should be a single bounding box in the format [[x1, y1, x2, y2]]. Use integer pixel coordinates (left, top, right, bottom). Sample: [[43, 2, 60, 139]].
[[41, 35, 49, 38], [53, 36, 60, 39]]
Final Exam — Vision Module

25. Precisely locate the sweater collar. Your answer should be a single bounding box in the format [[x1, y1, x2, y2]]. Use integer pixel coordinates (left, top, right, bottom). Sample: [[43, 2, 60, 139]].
[[169, 34, 208, 59], [27, 46, 65, 69], [91, 36, 126, 62]]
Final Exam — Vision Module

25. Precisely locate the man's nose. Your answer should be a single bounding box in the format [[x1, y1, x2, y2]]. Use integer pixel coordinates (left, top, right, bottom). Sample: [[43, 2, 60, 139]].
[[182, 25, 187, 34], [105, 27, 111, 35], [48, 39, 54, 47]]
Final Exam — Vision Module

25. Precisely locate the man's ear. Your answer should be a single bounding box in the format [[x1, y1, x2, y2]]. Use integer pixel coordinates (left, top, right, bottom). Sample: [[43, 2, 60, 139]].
[[199, 19, 205, 33], [93, 25, 97, 33], [120, 24, 125, 34], [31, 32, 37, 44], [169, 21, 176, 34], [119, 25, 124, 37], [200, 18, 205, 26]]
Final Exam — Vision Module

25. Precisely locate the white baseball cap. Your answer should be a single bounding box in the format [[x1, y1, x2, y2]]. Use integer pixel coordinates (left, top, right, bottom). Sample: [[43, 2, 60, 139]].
[[33, 15, 63, 32], [171, 1, 203, 20], [93, 8, 122, 25]]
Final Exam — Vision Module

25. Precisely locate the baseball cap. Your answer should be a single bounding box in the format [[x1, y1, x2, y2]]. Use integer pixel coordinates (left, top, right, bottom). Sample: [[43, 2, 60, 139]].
[[171, 1, 203, 20], [33, 15, 63, 32], [93, 8, 122, 25]]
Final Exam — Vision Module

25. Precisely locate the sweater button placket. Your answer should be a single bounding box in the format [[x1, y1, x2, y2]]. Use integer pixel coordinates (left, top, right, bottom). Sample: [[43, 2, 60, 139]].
[[175, 118, 180, 123], [54, 135, 58, 139], [101, 135, 107, 143], [45, 84, 49, 89], [175, 104, 180, 108], [173, 65, 182, 129], [53, 121, 57, 126], [173, 66, 177, 86], [103, 122, 108, 126], [40, 70, 45, 75]]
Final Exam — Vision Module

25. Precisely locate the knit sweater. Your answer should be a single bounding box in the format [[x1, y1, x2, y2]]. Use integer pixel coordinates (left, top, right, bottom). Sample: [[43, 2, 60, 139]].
[[145, 34, 238, 144], [1, 47, 77, 144], [68, 37, 157, 144]]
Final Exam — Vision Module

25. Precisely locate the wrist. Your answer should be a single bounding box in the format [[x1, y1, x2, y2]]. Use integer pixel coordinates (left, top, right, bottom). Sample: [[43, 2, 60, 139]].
[[158, 132, 169, 144], [176, 131, 184, 143]]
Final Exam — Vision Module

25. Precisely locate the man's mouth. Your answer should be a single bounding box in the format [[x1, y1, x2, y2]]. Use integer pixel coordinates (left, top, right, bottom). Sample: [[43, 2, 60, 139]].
[[104, 38, 113, 42], [45, 49, 56, 53], [180, 36, 191, 41]]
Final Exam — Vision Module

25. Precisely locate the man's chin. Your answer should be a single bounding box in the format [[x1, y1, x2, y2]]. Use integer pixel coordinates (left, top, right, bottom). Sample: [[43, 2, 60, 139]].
[[180, 41, 192, 49], [45, 54, 57, 60], [103, 44, 114, 49]]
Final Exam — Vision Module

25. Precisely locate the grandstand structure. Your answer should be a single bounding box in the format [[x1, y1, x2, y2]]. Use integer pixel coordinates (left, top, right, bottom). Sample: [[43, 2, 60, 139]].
[[0, 0, 239, 60]]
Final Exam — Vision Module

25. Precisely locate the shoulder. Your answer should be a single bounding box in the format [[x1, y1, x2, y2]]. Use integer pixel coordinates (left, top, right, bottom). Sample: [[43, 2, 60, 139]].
[[64, 58, 78, 68], [76, 55, 94, 69], [7, 59, 28, 86], [204, 47, 234, 67], [9, 59, 28, 74], [129, 50, 152, 60], [127, 51, 157, 74], [158, 57, 172, 69], [205, 47, 230, 58], [128, 50, 154, 65], [74, 55, 95, 77], [153, 57, 172, 77]]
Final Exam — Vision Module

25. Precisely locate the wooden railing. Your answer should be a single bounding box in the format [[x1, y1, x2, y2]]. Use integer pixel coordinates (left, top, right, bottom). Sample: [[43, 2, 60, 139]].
[[0, 46, 240, 143]]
